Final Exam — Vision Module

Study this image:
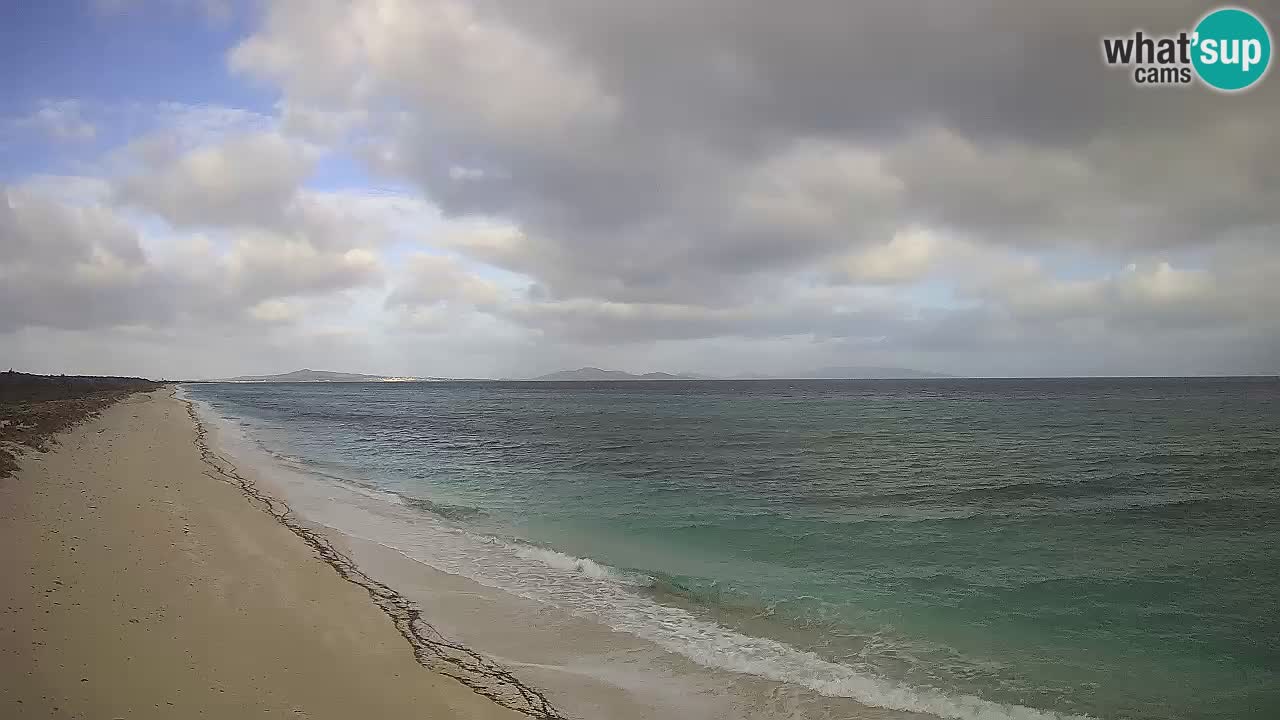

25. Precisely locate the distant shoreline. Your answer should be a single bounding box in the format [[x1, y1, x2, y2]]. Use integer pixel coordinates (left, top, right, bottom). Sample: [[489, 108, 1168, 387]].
[[183, 374, 1278, 383]]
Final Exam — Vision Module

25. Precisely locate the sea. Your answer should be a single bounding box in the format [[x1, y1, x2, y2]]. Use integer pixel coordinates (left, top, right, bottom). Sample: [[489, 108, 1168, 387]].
[[182, 378, 1280, 720]]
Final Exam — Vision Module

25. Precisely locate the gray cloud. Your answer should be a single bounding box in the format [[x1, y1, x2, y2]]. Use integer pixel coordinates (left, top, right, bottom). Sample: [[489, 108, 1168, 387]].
[[4, 1, 1280, 377], [0, 178, 391, 338], [0, 186, 172, 332], [234, 0, 1280, 298]]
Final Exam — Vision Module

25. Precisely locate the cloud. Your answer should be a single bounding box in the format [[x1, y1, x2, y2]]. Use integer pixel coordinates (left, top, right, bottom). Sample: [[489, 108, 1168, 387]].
[[282, 190, 437, 251], [231, 1, 1280, 307], [387, 253, 503, 310], [114, 131, 315, 227], [1, 181, 392, 336], [5, 1, 1280, 377], [224, 233, 383, 300], [827, 229, 943, 285], [726, 138, 903, 261], [231, 0, 617, 141], [0, 185, 167, 332], [13, 100, 97, 142], [276, 101, 368, 144]]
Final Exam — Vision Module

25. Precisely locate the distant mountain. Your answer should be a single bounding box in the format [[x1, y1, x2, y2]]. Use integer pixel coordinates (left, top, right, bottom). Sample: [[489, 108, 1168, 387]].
[[210, 366, 949, 383], [528, 367, 702, 381], [748, 366, 953, 379], [527, 366, 947, 381], [210, 369, 440, 383]]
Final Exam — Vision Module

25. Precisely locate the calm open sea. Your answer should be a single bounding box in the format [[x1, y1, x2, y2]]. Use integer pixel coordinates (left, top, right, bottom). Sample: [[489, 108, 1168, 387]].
[[184, 378, 1280, 720]]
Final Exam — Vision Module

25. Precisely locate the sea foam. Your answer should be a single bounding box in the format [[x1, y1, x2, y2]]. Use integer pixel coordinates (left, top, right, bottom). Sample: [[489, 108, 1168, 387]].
[[189, 392, 1091, 720], [484, 541, 1088, 720], [302, 483, 1088, 720], [509, 543, 653, 585]]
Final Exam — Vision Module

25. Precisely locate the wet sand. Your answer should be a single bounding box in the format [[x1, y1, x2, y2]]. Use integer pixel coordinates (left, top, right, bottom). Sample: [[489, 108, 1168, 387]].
[[0, 389, 536, 719], [201, 396, 917, 720]]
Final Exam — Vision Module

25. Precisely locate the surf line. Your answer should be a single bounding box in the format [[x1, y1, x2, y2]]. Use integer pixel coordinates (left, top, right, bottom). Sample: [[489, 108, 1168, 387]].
[[176, 390, 569, 720]]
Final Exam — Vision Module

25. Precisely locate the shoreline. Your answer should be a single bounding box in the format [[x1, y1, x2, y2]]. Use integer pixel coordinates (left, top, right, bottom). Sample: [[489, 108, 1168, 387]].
[[176, 391, 567, 719], [185, 389, 950, 720], [183, 384, 1128, 720], [0, 389, 554, 719], [4, 382, 1104, 720]]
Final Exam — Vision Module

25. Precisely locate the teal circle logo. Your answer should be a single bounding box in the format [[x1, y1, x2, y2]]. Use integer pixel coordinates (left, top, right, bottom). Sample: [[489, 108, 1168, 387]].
[[1192, 7, 1272, 91]]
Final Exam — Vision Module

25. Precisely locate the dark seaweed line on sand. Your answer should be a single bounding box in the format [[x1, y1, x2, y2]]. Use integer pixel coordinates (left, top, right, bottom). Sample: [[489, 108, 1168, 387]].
[[177, 391, 570, 720]]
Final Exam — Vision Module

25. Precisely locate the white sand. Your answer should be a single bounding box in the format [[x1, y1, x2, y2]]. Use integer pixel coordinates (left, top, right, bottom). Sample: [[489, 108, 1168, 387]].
[[0, 389, 528, 719]]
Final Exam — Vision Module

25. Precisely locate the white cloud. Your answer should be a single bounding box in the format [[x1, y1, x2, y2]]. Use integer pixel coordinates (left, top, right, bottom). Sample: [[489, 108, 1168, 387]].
[[114, 131, 315, 227], [828, 228, 943, 285], [226, 233, 383, 300], [1, 181, 393, 336], [231, 0, 617, 142], [248, 298, 304, 324], [277, 100, 368, 144], [387, 253, 503, 310], [13, 100, 96, 142]]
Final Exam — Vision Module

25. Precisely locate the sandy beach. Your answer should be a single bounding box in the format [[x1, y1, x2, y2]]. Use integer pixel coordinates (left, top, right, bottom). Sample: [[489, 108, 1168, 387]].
[[8, 378, 1246, 720], [0, 385, 905, 720], [0, 389, 539, 719]]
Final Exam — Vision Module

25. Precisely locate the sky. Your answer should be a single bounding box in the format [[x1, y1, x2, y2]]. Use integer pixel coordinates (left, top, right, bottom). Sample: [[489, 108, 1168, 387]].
[[2, 0, 1278, 379]]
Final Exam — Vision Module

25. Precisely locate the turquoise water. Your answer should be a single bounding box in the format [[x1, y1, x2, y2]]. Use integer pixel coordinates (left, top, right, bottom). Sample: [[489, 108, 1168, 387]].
[[186, 379, 1280, 719]]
